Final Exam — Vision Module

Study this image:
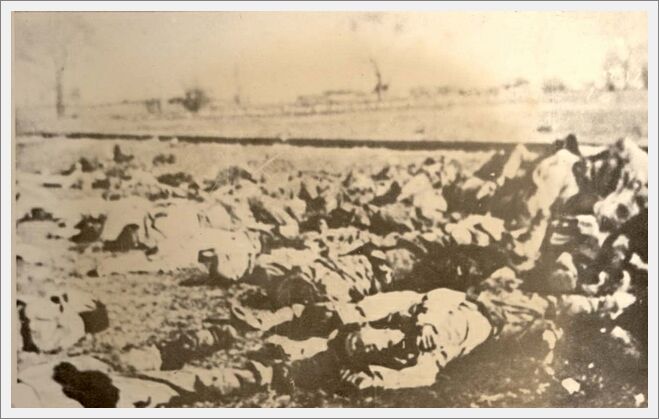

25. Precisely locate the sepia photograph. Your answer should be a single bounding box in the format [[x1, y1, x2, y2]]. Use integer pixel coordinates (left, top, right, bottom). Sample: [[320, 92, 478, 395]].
[[2, 2, 656, 412]]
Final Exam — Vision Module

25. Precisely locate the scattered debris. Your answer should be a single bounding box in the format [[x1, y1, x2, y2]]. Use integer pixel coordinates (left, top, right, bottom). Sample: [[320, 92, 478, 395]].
[[113, 144, 134, 164], [157, 172, 195, 188], [92, 178, 111, 189], [17, 207, 56, 224], [561, 378, 581, 395], [536, 382, 551, 395], [634, 393, 645, 407], [153, 153, 176, 166], [204, 166, 256, 192]]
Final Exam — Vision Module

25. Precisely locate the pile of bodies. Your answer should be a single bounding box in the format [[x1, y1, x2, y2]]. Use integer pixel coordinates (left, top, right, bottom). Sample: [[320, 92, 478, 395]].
[[14, 135, 648, 407]]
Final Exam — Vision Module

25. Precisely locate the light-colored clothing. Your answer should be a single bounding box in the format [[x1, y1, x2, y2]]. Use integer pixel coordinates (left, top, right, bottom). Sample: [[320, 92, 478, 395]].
[[251, 250, 378, 306]]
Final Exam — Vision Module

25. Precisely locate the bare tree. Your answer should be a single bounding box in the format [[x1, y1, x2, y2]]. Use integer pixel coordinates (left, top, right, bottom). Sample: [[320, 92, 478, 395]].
[[14, 14, 94, 118], [349, 14, 404, 102], [169, 88, 210, 113], [603, 50, 628, 91], [642, 63, 648, 89], [370, 58, 389, 101], [602, 41, 646, 91], [233, 64, 242, 107]]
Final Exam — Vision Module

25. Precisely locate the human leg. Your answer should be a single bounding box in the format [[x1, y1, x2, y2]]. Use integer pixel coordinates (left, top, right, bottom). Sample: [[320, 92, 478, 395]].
[[121, 325, 237, 371]]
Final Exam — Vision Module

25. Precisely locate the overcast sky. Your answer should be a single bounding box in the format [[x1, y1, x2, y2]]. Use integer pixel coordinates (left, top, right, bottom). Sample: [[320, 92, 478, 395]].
[[13, 11, 648, 106]]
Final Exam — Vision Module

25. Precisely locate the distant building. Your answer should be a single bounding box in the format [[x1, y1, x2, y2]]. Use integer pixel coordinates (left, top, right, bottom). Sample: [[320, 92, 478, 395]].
[[409, 86, 453, 98], [296, 89, 368, 106]]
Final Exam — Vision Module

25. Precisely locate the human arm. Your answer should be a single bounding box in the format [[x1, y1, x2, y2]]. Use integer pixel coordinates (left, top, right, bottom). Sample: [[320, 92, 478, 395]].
[[340, 353, 439, 391], [336, 290, 425, 325], [553, 291, 636, 320]]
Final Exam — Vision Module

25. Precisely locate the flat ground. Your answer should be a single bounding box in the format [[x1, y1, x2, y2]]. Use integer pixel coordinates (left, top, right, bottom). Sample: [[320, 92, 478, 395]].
[[13, 135, 647, 407], [17, 90, 648, 146]]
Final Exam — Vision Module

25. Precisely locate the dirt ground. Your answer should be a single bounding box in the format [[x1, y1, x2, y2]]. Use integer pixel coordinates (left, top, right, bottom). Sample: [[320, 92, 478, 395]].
[[13, 136, 647, 407], [17, 90, 648, 146]]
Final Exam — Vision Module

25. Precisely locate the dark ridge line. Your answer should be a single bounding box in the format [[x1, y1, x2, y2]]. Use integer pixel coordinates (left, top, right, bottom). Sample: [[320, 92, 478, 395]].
[[22, 130, 646, 152]]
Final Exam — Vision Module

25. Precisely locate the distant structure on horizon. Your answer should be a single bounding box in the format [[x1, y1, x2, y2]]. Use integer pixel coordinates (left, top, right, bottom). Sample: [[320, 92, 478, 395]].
[[296, 90, 370, 107]]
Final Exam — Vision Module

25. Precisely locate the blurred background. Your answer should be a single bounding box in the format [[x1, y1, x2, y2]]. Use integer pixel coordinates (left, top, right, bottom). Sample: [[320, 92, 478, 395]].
[[13, 11, 648, 144]]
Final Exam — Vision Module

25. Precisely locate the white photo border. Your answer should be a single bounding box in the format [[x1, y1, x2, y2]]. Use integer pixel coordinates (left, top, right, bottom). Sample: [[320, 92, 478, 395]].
[[1, 1, 657, 418]]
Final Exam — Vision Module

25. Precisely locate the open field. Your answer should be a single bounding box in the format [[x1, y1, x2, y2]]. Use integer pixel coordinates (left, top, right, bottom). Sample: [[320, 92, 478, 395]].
[[17, 90, 648, 147]]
